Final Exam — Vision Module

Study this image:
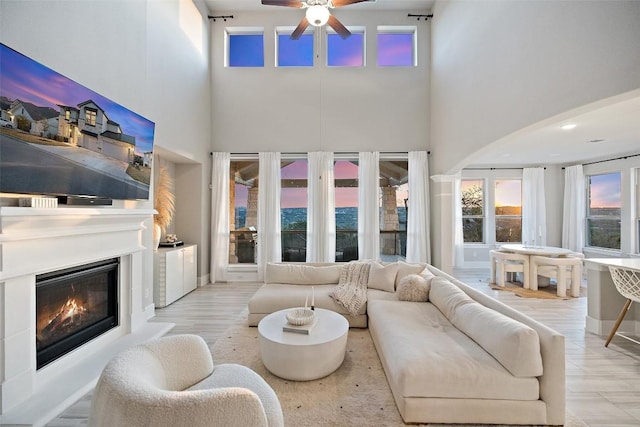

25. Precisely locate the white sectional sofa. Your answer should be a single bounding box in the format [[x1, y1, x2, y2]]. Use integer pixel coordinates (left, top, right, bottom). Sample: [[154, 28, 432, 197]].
[[247, 261, 565, 426]]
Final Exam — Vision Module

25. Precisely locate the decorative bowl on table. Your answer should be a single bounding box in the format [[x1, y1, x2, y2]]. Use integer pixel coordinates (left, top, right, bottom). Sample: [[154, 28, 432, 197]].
[[286, 308, 315, 326]]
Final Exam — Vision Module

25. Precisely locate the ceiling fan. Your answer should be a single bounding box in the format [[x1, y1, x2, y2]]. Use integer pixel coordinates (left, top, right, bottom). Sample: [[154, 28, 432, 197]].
[[261, 0, 370, 40]]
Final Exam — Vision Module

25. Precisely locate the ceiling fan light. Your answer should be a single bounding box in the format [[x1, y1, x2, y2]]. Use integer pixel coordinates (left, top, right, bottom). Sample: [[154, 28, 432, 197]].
[[306, 5, 330, 26]]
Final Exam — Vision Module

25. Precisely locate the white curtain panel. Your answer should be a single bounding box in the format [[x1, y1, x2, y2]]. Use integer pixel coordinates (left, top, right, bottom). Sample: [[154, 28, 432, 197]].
[[358, 152, 380, 260], [406, 151, 431, 263], [454, 174, 465, 267], [562, 164, 586, 252], [306, 152, 336, 262], [210, 152, 230, 283], [257, 152, 282, 280], [522, 167, 547, 246]]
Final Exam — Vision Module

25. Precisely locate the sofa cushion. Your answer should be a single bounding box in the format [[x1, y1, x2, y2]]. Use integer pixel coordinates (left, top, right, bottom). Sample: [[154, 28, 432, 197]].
[[368, 300, 540, 401], [265, 263, 341, 285], [367, 262, 398, 292], [429, 277, 543, 378], [367, 288, 399, 301], [395, 261, 428, 289], [248, 284, 367, 316], [396, 274, 430, 302]]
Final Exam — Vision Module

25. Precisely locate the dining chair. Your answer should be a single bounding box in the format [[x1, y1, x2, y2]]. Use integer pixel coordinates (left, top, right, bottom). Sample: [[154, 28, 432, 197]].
[[605, 265, 640, 347], [490, 250, 530, 289], [529, 255, 583, 297]]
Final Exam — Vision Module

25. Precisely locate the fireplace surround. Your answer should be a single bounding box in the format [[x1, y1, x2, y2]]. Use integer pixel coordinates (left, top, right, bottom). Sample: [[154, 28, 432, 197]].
[[0, 207, 174, 426]]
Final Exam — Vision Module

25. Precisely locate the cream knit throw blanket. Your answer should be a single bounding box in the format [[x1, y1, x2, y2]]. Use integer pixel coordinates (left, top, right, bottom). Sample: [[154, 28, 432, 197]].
[[330, 261, 371, 316]]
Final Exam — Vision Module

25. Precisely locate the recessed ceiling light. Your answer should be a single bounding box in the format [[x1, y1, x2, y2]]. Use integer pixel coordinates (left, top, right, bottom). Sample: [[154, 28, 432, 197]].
[[561, 123, 577, 130]]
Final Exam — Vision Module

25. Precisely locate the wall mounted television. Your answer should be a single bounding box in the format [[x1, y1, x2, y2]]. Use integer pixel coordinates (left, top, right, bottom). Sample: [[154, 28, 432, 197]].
[[0, 43, 155, 201]]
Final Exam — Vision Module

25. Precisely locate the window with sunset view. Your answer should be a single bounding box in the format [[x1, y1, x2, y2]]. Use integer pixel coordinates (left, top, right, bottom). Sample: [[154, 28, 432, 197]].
[[587, 172, 621, 250], [461, 179, 484, 243], [335, 159, 359, 261], [327, 29, 364, 67], [495, 179, 522, 243], [281, 159, 308, 261]]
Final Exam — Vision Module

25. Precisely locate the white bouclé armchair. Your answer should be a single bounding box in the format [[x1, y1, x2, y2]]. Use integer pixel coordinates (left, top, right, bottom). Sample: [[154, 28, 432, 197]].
[[89, 334, 284, 427]]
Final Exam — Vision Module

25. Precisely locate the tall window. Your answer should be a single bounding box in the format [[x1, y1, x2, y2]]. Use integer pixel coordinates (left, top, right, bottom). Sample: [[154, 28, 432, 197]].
[[335, 159, 358, 261], [229, 159, 259, 264], [327, 28, 364, 67], [226, 28, 264, 67], [281, 159, 308, 261], [379, 157, 408, 260], [377, 26, 416, 67], [587, 172, 621, 249], [461, 179, 484, 243], [276, 29, 313, 67], [495, 179, 522, 243]]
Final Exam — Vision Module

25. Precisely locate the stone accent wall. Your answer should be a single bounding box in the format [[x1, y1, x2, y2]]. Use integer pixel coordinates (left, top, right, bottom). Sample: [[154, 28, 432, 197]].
[[381, 186, 399, 255]]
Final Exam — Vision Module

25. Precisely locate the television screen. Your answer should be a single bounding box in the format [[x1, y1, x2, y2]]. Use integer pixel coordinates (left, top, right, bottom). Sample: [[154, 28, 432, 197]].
[[0, 43, 154, 200]]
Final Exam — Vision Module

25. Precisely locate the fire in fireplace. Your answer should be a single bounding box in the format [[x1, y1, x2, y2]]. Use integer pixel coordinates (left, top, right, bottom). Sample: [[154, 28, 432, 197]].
[[36, 258, 119, 369]]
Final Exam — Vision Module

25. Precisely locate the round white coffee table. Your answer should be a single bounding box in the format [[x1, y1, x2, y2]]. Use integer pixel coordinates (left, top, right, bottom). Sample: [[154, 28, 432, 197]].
[[258, 307, 349, 381]]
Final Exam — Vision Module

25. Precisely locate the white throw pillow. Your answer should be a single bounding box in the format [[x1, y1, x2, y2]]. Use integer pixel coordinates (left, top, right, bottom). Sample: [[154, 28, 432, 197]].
[[367, 262, 398, 293], [419, 267, 436, 283], [395, 261, 428, 289], [396, 274, 430, 302]]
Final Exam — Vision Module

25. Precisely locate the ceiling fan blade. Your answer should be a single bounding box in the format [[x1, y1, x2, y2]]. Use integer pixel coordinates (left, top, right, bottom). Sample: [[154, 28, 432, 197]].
[[331, 0, 370, 7], [327, 15, 351, 39], [291, 17, 310, 40], [261, 0, 304, 7]]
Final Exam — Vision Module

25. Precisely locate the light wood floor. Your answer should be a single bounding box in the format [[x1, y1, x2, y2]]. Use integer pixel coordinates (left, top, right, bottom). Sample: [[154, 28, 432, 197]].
[[48, 269, 640, 427]]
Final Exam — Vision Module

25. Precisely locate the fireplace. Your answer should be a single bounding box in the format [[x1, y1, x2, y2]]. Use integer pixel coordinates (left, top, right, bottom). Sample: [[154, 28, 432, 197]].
[[36, 258, 119, 369]]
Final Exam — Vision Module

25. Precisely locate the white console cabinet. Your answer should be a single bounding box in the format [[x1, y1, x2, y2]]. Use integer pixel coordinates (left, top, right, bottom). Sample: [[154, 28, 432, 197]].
[[153, 244, 197, 308]]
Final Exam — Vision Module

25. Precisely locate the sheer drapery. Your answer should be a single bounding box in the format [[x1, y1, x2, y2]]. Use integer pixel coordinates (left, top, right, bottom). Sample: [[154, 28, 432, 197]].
[[258, 152, 282, 280], [453, 173, 465, 267], [306, 152, 336, 262], [406, 151, 431, 263], [358, 152, 380, 260], [210, 152, 230, 283], [522, 167, 547, 246], [562, 165, 586, 252]]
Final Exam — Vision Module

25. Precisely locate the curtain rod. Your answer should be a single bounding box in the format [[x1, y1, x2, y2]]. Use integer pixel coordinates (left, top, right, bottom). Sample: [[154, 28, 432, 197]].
[[464, 166, 547, 171], [209, 151, 430, 156], [582, 153, 640, 166]]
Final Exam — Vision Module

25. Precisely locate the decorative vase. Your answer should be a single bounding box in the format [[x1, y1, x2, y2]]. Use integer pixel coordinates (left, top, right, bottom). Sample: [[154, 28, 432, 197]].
[[153, 223, 162, 251]]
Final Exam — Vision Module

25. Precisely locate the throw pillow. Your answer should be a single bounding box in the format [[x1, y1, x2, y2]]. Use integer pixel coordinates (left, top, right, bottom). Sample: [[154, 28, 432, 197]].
[[419, 267, 436, 283], [396, 274, 430, 302], [395, 261, 428, 289], [367, 262, 398, 293]]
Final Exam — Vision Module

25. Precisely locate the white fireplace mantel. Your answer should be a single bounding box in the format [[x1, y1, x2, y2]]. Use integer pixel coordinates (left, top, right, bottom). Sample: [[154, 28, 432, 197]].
[[0, 207, 174, 426]]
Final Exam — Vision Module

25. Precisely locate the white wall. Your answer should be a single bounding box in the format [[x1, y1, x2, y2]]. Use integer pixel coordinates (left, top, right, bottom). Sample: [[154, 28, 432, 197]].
[[1, 0, 212, 300], [430, 0, 640, 175], [210, 10, 431, 153]]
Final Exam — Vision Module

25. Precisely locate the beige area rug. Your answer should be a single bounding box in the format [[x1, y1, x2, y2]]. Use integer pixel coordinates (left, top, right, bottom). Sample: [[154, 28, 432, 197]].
[[488, 281, 587, 300], [212, 323, 587, 427]]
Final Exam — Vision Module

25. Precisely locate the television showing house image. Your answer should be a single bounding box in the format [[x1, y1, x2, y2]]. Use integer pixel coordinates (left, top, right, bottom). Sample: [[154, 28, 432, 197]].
[[0, 43, 154, 201]]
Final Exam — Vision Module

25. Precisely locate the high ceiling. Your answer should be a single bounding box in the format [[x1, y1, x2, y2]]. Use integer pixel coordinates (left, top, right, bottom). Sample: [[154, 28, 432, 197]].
[[204, 0, 435, 12], [203, 0, 640, 168]]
